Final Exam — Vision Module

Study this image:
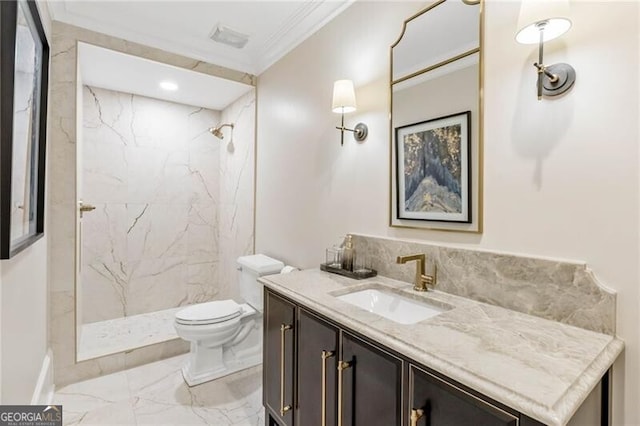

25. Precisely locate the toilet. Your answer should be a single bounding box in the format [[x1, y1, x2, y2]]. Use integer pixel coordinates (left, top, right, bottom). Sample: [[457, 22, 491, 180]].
[[174, 254, 285, 386]]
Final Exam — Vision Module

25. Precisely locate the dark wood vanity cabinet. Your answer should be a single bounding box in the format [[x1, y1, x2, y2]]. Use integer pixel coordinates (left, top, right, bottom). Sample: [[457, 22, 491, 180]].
[[263, 288, 580, 426], [264, 289, 403, 426], [269, 304, 402, 426], [409, 365, 518, 426], [297, 309, 339, 426], [340, 332, 403, 425], [263, 291, 296, 426]]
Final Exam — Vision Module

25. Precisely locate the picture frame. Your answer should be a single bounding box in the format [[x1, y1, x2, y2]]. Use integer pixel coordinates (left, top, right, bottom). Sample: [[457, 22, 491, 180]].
[[395, 111, 471, 223], [0, 0, 49, 259]]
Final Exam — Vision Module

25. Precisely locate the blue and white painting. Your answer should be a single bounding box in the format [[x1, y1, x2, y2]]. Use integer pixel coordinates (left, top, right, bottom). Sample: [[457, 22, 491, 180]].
[[396, 112, 470, 223]]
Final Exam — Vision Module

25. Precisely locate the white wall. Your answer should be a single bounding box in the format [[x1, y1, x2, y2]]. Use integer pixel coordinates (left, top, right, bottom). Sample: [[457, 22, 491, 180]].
[[256, 1, 639, 423], [0, 259, 2, 400], [257, 1, 423, 263], [0, 0, 53, 404], [1, 242, 49, 404], [0, 260, 2, 399]]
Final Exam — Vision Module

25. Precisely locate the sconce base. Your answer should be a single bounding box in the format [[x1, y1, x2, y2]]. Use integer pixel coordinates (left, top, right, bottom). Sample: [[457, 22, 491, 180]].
[[354, 123, 368, 142], [541, 63, 575, 97]]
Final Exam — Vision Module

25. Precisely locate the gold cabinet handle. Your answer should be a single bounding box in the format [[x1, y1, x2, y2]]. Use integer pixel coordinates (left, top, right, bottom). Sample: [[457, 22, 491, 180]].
[[321, 350, 335, 426], [337, 360, 352, 426], [279, 324, 293, 417], [410, 408, 424, 426]]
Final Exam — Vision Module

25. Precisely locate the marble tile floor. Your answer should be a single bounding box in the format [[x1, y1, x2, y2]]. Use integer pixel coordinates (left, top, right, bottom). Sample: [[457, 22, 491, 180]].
[[54, 354, 264, 425], [78, 307, 184, 361]]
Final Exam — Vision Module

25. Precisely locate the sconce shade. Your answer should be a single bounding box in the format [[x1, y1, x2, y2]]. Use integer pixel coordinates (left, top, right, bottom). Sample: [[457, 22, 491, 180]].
[[516, 0, 571, 44], [332, 79, 357, 113]]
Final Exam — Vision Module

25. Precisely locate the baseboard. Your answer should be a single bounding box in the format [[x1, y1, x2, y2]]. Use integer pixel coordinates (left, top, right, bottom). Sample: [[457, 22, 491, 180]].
[[31, 349, 54, 405]]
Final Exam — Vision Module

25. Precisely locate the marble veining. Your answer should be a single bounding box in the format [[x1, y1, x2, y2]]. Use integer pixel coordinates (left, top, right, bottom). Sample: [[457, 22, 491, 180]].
[[78, 307, 183, 361], [50, 20, 257, 386], [261, 270, 623, 426], [81, 86, 221, 323], [54, 354, 264, 425], [353, 234, 616, 335], [218, 91, 256, 301]]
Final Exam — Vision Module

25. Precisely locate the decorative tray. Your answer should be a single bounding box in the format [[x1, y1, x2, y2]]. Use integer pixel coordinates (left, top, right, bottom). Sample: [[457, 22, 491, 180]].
[[320, 263, 377, 280]]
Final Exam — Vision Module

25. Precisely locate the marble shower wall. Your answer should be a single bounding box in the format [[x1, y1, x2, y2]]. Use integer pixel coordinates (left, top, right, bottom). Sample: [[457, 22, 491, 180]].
[[81, 86, 221, 323], [352, 234, 616, 335], [218, 90, 256, 300], [49, 21, 256, 386]]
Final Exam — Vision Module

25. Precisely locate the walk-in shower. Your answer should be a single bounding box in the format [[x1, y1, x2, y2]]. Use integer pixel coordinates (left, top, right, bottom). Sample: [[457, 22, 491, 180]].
[[74, 43, 256, 365]]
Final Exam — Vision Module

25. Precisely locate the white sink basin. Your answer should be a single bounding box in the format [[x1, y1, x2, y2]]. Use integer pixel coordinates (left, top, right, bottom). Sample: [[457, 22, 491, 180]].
[[336, 288, 446, 325]]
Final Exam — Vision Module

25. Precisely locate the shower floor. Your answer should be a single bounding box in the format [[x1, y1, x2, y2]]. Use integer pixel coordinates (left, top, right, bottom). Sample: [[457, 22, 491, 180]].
[[78, 307, 185, 361]]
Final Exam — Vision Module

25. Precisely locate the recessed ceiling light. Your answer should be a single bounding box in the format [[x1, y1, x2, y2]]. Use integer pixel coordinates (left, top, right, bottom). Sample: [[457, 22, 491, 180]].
[[159, 81, 178, 91]]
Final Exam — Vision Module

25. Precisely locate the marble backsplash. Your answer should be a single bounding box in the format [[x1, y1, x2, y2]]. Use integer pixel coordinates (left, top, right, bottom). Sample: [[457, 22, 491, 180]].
[[352, 234, 616, 335]]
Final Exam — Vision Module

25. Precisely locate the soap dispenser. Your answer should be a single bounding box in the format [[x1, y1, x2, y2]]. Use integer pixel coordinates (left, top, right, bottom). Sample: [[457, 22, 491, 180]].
[[342, 234, 355, 271]]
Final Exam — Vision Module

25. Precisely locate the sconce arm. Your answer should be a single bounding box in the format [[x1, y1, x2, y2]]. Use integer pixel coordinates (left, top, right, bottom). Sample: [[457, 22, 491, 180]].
[[531, 28, 574, 100], [335, 125, 359, 134], [335, 112, 368, 145], [533, 62, 559, 83]]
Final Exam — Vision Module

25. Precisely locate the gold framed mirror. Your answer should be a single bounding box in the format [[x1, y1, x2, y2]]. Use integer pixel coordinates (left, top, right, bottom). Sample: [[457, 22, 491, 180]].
[[390, 0, 483, 233]]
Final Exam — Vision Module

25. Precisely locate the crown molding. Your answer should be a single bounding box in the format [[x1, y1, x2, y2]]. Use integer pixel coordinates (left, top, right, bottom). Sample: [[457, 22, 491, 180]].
[[47, 1, 353, 75]]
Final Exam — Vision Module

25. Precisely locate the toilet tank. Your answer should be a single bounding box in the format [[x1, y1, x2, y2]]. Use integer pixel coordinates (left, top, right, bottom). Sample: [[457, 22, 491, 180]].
[[237, 254, 284, 311]]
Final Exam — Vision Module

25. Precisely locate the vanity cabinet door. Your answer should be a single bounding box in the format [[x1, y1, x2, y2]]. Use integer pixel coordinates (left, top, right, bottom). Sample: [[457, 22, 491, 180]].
[[264, 290, 296, 426], [339, 332, 403, 426], [409, 365, 519, 426], [297, 309, 339, 426]]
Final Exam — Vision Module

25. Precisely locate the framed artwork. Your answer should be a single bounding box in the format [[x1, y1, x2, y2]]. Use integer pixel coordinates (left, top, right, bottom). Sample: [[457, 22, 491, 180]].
[[395, 111, 471, 223], [0, 0, 49, 259]]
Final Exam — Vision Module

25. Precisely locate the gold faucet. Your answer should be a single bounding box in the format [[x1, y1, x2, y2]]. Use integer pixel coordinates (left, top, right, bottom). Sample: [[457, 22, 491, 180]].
[[396, 253, 437, 292]]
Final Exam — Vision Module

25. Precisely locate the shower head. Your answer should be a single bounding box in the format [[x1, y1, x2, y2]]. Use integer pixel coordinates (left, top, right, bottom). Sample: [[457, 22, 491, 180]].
[[209, 127, 224, 139], [208, 123, 234, 140]]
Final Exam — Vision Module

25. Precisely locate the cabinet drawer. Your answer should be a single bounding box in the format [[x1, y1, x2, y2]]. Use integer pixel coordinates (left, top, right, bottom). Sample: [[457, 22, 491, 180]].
[[409, 364, 518, 426]]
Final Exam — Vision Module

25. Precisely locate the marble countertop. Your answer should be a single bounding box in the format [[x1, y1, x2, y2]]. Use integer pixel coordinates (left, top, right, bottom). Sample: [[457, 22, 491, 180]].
[[260, 269, 624, 426]]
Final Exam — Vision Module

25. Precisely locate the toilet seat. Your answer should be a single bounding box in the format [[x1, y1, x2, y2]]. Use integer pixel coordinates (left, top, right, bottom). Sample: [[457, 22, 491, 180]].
[[176, 300, 242, 326]]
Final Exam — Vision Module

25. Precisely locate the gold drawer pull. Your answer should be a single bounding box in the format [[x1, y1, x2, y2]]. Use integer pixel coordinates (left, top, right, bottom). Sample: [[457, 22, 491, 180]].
[[337, 360, 352, 426], [321, 350, 335, 426], [410, 408, 424, 426], [279, 324, 292, 416]]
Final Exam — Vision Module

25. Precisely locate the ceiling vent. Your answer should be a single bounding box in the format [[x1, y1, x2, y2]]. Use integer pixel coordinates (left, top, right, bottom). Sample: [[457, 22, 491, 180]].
[[210, 25, 249, 49]]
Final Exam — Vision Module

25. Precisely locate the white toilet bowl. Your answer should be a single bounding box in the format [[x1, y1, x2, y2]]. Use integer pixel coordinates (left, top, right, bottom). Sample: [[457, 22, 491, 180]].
[[174, 300, 261, 386], [174, 254, 285, 386]]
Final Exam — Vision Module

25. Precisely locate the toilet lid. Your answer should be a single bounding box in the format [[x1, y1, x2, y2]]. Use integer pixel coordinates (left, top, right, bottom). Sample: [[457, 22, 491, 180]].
[[175, 300, 242, 325]]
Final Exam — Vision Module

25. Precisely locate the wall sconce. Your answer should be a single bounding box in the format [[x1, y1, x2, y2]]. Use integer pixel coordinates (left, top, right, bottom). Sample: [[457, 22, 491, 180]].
[[332, 80, 368, 146], [516, 0, 575, 100]]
